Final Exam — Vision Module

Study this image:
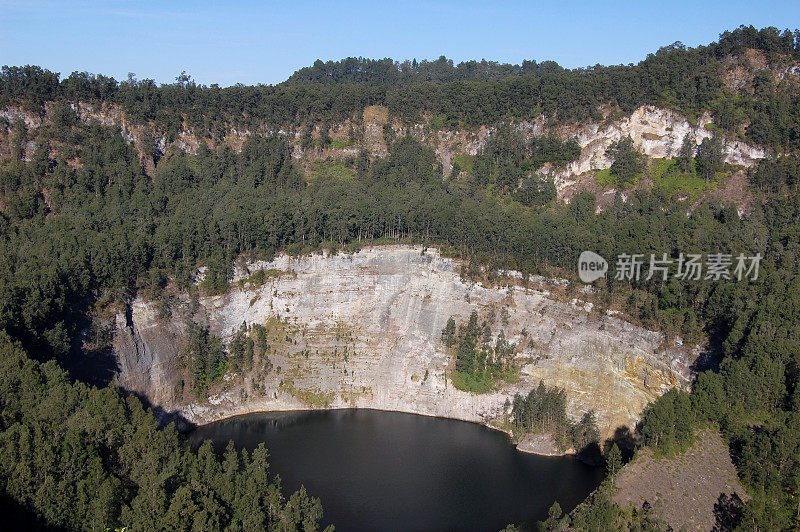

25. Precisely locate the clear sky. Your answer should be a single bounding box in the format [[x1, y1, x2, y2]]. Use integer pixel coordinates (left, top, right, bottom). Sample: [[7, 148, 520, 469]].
[[2, 1, 798, 87]]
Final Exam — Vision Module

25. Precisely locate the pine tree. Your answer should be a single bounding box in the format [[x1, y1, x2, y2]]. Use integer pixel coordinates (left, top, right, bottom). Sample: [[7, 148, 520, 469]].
[[607, 136, 645, 186], [678, 134, 695, 173], [441, 317, 456, 347], [696, 136, 723, 181], [541, 501, 563, 531], [606, 443, 622, 480]]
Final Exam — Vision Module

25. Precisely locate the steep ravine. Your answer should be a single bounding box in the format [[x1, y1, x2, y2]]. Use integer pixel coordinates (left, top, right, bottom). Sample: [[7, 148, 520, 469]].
[[111, 246, 694, 443]]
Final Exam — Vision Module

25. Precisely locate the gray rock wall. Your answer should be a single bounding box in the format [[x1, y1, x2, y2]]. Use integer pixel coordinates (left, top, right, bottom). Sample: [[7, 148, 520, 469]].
[[112, 246, 693, 438]]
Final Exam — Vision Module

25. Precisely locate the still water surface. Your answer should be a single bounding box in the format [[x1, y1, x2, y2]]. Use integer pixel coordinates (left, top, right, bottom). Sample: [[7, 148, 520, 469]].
[[190, 409, 603, 531]]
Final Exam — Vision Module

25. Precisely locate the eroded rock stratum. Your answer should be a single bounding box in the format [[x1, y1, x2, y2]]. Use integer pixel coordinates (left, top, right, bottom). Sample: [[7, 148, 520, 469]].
[[112, 246, 693, 438]]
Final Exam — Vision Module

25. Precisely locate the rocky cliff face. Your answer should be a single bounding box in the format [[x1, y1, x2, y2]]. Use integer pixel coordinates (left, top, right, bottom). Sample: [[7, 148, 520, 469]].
[[112, 246, 693, 438], [2, 100, 767, 201], [353, 105, 766, 198], [526, 106, 766, 196]]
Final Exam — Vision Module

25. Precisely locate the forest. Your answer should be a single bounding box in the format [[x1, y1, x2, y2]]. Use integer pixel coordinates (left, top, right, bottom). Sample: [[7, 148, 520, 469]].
[[0, 24, 799, 530], [0, 332, 326, 531], [2, 26, 800, 150]]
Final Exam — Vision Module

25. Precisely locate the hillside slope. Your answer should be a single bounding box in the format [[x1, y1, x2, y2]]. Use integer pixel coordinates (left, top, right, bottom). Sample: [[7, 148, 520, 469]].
[[613, 429, 746, 530]]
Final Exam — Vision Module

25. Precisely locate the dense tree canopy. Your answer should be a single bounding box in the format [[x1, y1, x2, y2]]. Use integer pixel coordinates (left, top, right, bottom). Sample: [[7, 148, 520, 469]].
[[1, 24, 800, 530], [0, 332, 326, 531], [607, 136, 647, 186], [2, 25, 799, 149]]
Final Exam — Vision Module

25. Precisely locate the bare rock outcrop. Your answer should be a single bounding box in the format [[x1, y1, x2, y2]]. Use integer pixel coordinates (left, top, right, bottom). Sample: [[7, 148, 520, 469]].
[[3, 101, 767, 202], [524, 106, 766, 196], [111, 246, 693, 439]]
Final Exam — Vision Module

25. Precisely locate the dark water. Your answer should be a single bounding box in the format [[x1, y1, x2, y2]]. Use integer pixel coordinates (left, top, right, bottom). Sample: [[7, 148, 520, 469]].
[[189, 409, 603, 531]]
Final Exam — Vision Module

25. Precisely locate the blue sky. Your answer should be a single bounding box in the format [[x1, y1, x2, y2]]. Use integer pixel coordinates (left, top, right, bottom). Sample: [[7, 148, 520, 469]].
[[1, 1, 798, 86]]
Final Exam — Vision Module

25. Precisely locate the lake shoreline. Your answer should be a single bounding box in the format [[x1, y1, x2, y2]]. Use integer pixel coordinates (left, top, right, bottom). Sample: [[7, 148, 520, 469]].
[[184, 405, 577, 458], [189, 408, 605, 530]]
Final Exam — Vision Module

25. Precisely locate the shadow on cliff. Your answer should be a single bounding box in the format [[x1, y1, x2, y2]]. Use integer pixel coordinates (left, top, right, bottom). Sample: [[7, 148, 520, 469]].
[[124, 389, 198, 433], [691, 331, 725, 374], [63, 341, 120, 388], [63, 346, 197, 433], [575, 441, 604, 466], [572, 427, 638, 467], [61, 308, 120, 388], [604, 425, 638, 463], [0, 489, 62, 531]]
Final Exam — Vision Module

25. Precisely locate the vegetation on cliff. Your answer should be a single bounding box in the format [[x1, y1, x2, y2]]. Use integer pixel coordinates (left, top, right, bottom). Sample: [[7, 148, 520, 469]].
[[441, 311, 518, 392], [3, 103, 800, 528], [511, 381, 601, 456], [472, 123, 571, 197], [0, 24, 800, 529], [3, 26, 799, 151]]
